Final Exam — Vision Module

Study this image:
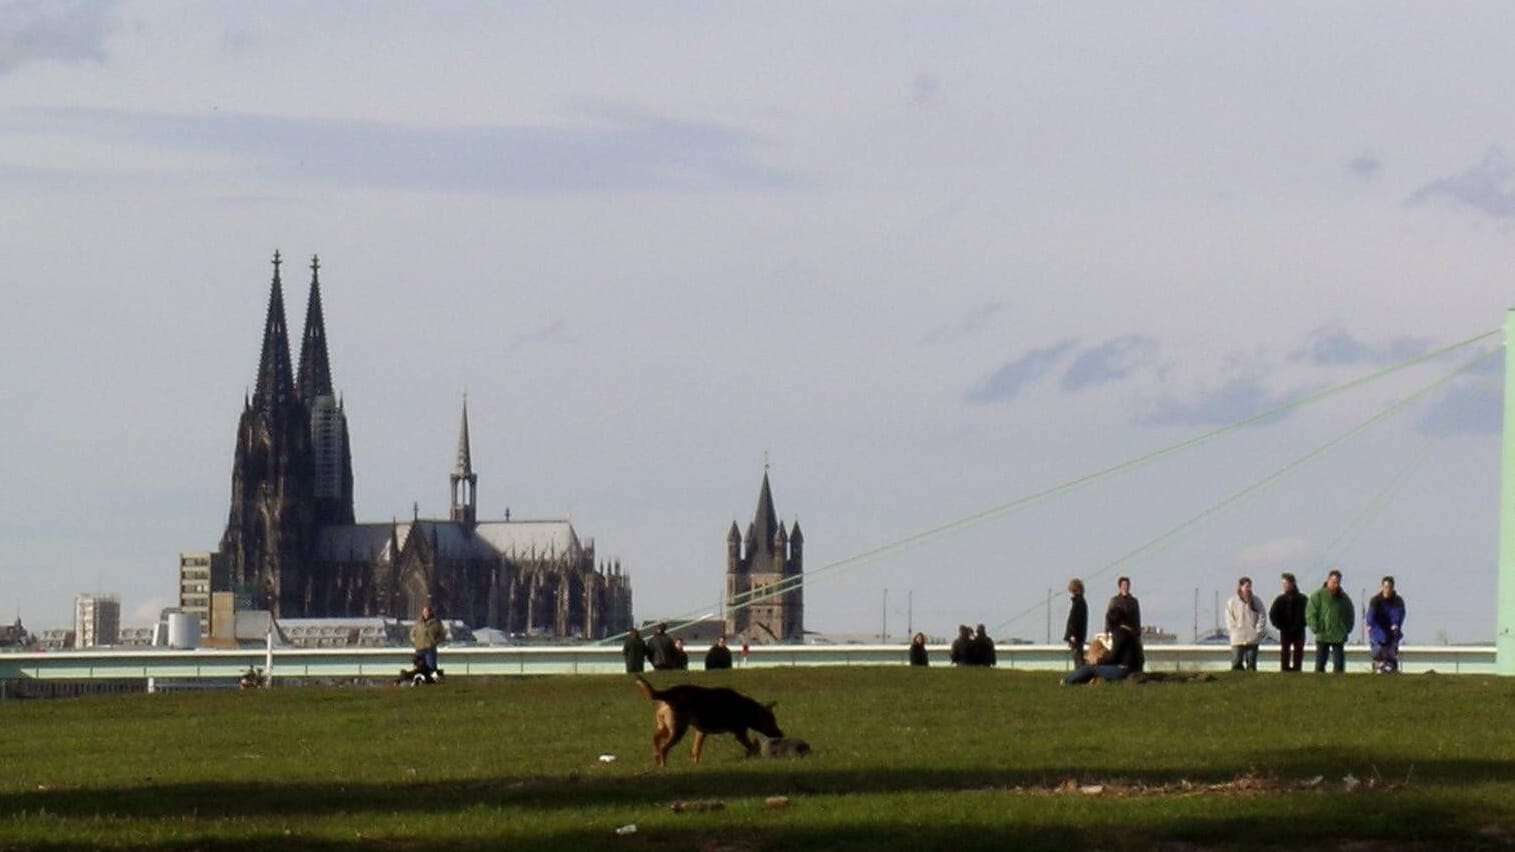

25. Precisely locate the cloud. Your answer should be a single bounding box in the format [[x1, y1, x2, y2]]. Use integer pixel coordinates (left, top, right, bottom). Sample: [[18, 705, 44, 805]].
[[504, 319, 575, 353], [1294, 326, 1431, 367], [0, 106, 800, 196], [911, 73, 941, 106], [128, 597, 168, 627], [1060, 335, 1159, 391], [964, 339, 1077, 405], [1409, 147, 1515, 219], [1345, 151, 1383, 181], [1235, 537, 1312, 570], [0, 0, 116, 75], [922, 302, 1006, 344], [220, 27, 253, 54], [1139, 376, 1306, 428], [1414, 358, 1503, 436]]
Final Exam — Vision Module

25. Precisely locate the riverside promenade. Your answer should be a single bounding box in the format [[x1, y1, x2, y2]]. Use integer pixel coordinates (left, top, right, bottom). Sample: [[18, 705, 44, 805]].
[[0, 643, 1493, 692]]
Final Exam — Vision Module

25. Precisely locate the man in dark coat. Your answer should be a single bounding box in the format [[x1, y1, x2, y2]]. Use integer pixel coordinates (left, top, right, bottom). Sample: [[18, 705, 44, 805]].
[[645, 623, 679, 671], [1065, 578, 1088, 667], [704, 635, 733, 670], [1105, 577, 1144, 673], [1269, 572, 1308, 672], [622, 627, 647, 673], [972, 624, 997, 667], [949, 625, 973, 665]]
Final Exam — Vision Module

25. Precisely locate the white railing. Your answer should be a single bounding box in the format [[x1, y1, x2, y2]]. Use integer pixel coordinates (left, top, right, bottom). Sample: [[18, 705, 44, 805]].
[[0, 643, 1496, 683]]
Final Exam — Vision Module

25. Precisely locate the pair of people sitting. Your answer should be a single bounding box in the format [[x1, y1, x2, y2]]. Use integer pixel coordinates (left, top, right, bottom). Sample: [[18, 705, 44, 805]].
[[1062, 632, 1142, 685]]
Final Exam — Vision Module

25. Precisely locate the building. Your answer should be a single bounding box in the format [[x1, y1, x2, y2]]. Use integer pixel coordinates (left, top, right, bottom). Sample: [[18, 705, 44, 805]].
[[36, 629, 75, 651], [178, 552, 213, 635], [0, 617, 29, 648], [118, 626, 157, 647], [74, 594, 121, 648], [276, 617, 411, 648], [203, 254, 633, 638], [724, 471, 804, 643]]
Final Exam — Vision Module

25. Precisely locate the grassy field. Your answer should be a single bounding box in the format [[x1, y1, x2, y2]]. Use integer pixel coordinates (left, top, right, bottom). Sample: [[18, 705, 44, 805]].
[[3, 667, 1515, 851]]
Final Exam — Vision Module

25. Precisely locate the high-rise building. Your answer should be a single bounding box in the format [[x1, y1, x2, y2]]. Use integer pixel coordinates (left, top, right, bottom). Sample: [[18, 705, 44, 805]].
[[202, 254, 633, 638], [74, 594, 121, 648], [178, 552, 214, 635]]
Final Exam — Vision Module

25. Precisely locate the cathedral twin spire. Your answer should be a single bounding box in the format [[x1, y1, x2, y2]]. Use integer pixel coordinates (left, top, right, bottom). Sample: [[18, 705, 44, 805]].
[[251, 252, 297, 417], [252, 252, 333, 416], [297, 255, 334, 404]]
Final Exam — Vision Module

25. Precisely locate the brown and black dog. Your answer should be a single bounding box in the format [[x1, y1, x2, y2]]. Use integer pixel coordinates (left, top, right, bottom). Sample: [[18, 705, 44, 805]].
[[634, 676, 784, 767]]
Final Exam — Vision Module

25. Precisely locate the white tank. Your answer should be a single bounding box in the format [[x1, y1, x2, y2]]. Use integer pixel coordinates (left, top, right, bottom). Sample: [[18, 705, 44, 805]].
[[166, 612, 200, 649]]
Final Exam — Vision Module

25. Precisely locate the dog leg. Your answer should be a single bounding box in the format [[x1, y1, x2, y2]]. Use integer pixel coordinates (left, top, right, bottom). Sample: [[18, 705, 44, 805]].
[[658, 716, 688, 768], [691, 730, 706, 764], [653, 720, 673, 767], [652, 716, 672, 767], [734, 729, 759, 757]]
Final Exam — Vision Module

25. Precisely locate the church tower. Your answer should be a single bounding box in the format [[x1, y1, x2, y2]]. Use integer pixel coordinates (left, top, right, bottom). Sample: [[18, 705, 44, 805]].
[[724, 469, 804, 643], [219, 252, 318, 617], [296, 255, 354, 526], [450, 397, 478, 530]]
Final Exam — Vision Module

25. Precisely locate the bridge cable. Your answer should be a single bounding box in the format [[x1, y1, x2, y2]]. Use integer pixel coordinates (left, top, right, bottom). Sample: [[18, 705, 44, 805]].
[[989, 344, 1498, 638], [604, 328, 1498, 645]]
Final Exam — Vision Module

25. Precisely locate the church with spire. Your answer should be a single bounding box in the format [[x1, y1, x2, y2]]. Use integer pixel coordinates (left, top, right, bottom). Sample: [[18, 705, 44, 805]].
[[209, 254, 633, 638], [724, 470, 804, 643]]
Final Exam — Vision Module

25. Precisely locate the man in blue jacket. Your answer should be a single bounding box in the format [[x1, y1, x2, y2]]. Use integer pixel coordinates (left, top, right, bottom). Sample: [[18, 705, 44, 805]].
[[1365, 576, 1406, 674]]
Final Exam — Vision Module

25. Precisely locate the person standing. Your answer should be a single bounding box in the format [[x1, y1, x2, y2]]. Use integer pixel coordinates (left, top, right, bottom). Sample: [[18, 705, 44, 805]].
[[410, 605, 446, 679], [1064, 579, 1089, 667], [908, 632, 929, 666], [950, 625, 973, 666], [1269, 572, 1308, 672], [704, 635, 733, 670], [622, 627, 648, 673], [1105, 577, 1145, 672], [1225, 576, 1268, 671], [1365, 576, 1406, 674], [645, 622, 678, 671], [973, 624, 997, 667], [672, 637, 690, 670], [1306, 569, 1354, 673]]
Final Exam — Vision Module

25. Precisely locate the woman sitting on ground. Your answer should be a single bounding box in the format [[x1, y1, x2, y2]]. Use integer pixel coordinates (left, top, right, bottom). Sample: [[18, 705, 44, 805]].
[[1061, 635, 1131, 685]]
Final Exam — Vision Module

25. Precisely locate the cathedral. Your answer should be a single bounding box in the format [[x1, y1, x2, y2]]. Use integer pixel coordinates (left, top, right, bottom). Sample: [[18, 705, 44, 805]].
[[724, 471, 804, 643], [211, 253, 633, 638]]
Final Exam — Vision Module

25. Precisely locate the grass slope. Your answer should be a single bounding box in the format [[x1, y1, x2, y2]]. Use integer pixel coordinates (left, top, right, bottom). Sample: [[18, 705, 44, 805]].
[[2, 668, 1515, 850]]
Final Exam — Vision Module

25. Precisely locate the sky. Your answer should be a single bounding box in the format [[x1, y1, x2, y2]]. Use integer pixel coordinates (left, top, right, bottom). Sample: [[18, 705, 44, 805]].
[[4, 2, 1515, 644]]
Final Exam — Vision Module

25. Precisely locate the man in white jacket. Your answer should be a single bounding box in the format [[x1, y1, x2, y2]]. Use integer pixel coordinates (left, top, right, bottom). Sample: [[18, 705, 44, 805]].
[[1225, 576, 1268, 672]]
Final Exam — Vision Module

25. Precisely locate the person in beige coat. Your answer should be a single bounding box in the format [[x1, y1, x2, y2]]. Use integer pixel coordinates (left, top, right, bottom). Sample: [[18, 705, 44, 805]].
[[1225, 577, 1268, 671]]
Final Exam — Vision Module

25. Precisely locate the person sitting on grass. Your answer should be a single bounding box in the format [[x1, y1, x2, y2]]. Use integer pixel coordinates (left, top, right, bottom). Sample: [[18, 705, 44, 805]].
[[1062, 636, 1130, 685]]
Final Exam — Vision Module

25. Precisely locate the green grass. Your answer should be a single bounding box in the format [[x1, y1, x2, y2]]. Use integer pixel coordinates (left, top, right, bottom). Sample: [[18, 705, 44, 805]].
[[3, 668, 1515, 850]]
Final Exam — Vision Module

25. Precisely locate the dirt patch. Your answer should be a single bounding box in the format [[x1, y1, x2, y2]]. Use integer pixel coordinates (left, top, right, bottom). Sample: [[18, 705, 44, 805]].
[[1009, 771, 1407, 799]]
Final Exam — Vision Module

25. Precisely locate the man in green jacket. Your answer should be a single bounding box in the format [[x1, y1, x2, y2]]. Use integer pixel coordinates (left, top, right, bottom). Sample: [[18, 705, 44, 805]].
[[411, 605, 447, 680], [1305, 570, 1354, 674]]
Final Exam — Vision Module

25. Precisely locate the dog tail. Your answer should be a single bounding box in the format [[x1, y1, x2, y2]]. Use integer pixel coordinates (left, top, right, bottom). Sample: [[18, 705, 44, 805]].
[[633, 675, 664, 702]]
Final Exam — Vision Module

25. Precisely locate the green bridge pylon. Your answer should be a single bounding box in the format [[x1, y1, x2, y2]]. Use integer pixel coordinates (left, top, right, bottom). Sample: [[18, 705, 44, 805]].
[[1499, 310, 1515, 673]]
